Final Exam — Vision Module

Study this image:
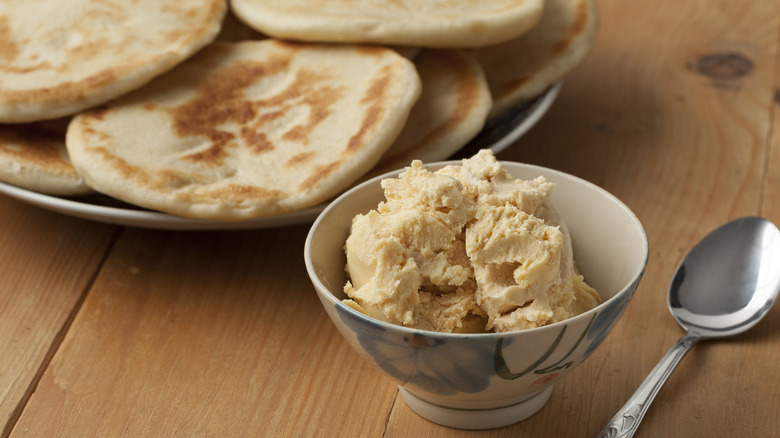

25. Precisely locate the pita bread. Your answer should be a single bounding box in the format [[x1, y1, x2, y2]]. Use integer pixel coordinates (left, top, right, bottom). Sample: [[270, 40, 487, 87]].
[[0, 118, 92, 195], [368, 49, 492, 178], [66, 40, 421, 220], [0, 0, 226, 123], [472, 0, 599, 118], [230, 0, 544, 48]]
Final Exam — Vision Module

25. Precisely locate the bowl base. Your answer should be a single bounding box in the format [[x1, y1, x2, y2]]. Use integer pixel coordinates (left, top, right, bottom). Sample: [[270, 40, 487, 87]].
[[398, 385, 554, 430]]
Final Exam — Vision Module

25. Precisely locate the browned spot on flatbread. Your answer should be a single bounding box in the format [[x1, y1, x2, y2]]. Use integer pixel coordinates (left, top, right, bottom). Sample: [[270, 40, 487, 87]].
[[81, 124, 115, 144], [355, 45, 391, 57], [361, 65, 394, 106], [78, 70, 121, 98], [286, 151, 316, 167], [281, 125, 307, 142], [344, 65, 393, 153], [169, 43, 345, 164], [384, 0, 406, 10], [0, 16, 19, 64], [278, 69, 344, 144], [300, 161, 339, 190], [88, 146, 158, 188], [0, 122, 74, 173], [171, 56, 290, 165], [255, 109, 285, 124], [240, 127, 274, 154], [202, 183, 284, 202], [347, 106, 380, 153], [88, 145, 239, 198], [551, 0, 588, 55], [80, 106, 110, 121], [156, 168, 205, 190], [185, 132, 236, 163]]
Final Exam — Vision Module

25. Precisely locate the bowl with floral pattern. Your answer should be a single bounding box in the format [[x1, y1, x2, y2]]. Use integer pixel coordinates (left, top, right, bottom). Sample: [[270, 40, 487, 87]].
[[304, 160, 648, 430]]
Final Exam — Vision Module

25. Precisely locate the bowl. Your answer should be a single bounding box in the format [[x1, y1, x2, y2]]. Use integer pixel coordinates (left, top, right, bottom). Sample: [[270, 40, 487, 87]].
[[304, 160, 648, 430]]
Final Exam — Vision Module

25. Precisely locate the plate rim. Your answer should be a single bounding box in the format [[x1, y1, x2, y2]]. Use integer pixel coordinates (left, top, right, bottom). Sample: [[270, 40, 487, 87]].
[[0, 81, 562, 230], [489, 81, 561, 154]]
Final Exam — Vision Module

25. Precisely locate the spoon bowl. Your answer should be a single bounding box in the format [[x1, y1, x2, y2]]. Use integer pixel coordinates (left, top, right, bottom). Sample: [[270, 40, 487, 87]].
[[598, 216, 780, 437], [669, 216, 780, 337]]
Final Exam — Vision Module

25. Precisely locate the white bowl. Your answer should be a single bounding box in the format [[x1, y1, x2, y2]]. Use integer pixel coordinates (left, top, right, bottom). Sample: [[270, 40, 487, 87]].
[[304, 160, 648, 430]]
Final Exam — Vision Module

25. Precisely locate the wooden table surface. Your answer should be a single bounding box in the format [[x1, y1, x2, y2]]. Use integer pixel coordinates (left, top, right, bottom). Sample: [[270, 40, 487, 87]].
[[2, 1, 780, 437]]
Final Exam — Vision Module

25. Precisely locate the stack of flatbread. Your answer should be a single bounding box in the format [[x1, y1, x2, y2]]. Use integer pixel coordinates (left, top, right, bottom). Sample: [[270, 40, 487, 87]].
[[0, 0, 599, 221]]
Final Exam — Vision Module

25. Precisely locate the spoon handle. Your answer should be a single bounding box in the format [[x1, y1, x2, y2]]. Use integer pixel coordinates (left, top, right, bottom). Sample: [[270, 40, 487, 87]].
[[596, 331, 702, 438]]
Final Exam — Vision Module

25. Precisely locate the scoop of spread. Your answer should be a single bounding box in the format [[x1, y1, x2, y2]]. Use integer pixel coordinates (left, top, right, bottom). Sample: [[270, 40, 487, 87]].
[[343, 149, 600, 333]]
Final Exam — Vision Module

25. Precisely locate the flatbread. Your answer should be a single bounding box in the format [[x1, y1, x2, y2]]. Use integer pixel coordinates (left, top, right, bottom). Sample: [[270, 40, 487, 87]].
[[367, 49, 492, 178], [66, 40, 422, 220], [472, 0, 599, 118], [230, 0, 544, 48], [0, 118, 92, 195], [0, 0, 226, 123]]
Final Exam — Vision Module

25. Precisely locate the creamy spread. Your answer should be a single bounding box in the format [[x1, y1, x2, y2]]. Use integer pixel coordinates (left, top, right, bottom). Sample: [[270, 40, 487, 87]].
[[343, 149, 600, 333]]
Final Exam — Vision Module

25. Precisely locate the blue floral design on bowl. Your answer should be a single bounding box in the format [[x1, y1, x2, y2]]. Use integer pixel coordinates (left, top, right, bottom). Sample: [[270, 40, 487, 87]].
[[337, 305, 495, 395], [583, 279, 641, 357]]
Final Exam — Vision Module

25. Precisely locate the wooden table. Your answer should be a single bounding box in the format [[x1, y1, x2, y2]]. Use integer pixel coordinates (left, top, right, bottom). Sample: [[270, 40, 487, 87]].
[[2, 1, 779, 436]]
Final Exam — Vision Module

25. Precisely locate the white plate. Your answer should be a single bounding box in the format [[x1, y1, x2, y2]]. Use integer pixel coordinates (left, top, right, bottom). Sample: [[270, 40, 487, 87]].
[[0, 82, 561, 230]]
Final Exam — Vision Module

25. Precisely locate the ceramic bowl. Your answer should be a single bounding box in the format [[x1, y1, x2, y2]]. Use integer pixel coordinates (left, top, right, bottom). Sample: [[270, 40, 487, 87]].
[[304, 160, 648, 430]]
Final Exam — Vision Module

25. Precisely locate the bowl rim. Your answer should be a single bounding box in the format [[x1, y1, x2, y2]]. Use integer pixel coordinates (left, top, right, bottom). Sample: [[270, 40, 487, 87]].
[[304, 159, 649, 339]]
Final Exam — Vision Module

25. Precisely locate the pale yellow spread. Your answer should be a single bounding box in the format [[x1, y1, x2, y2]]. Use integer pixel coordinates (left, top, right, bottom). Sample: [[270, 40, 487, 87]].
[[343, 150, 600, 333]]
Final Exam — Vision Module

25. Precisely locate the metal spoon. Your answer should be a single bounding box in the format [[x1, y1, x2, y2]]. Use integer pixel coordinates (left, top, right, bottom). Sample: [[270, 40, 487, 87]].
[[597, 216, 780, 438]]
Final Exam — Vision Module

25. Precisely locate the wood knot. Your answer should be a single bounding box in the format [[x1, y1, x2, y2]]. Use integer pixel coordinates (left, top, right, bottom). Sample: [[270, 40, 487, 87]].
[[694, 52, 753, 80]]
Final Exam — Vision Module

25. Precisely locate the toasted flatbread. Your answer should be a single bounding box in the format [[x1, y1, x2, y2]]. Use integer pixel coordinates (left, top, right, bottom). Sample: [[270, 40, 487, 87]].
[[0, 0, 226, 123], [66, 40, 421, 220], [0, 118, 92, 195], [230, 0, 544, 48], [472, 0, 599, 118], [368, 49, 491, 178]]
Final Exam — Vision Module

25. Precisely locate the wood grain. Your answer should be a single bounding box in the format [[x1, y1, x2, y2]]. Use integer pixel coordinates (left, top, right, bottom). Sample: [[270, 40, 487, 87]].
[[0, 199, 117, 437], [11, 226, 396, 437], [496, 0, 780, 436]]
